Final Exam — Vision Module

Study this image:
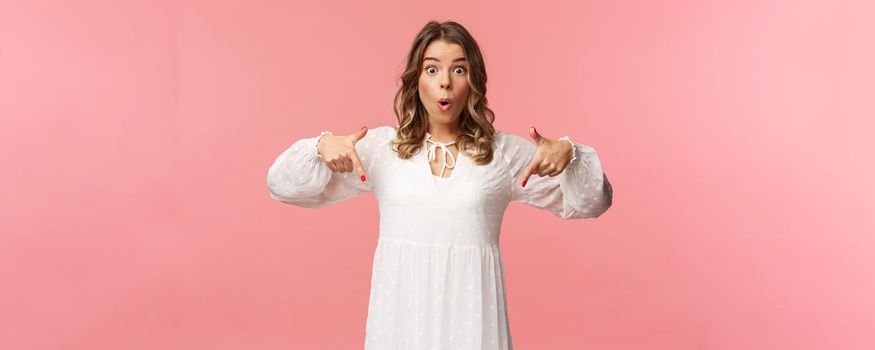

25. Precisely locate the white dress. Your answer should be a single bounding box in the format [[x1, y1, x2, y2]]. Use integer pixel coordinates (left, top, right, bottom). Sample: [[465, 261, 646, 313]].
[[266, 125, 613, 350]]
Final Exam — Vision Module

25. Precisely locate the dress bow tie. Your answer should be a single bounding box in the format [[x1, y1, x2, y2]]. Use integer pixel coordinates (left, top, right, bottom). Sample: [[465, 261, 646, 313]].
[[426, 138, 456, 178]]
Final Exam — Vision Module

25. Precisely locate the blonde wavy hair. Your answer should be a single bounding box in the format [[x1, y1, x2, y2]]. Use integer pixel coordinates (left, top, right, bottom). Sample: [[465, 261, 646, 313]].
[[390, 21, 496, 166]]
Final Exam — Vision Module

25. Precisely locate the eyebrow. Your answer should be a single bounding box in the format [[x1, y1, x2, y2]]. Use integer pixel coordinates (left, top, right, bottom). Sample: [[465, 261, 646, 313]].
[[423, 56, 467, 63]]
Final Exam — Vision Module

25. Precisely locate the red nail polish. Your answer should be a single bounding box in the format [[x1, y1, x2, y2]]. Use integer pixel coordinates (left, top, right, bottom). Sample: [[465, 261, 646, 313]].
[[521, 179, 527, 187], [361, 175, 367, 182]]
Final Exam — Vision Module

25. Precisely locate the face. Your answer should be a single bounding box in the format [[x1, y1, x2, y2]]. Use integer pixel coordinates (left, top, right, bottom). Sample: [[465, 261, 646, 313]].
[[418, 40, 471, 127]]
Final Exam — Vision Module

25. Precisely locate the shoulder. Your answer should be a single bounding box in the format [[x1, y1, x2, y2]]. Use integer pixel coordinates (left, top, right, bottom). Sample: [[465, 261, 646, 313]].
[[492, 130, 537, 165], [493, 130, 531, 149], [362, 125, 396, 141], [358, 125, 399, 157], [369, 125, 395, 135]]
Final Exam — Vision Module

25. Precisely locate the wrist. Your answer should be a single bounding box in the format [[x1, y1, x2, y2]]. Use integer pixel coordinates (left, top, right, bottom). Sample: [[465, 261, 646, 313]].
[[557, 136, 577, 166], [315, 131, 333, 159]]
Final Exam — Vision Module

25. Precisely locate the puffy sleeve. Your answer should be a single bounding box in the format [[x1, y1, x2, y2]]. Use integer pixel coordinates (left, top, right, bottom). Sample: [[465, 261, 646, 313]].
[[502, 132, 613, 219], [266, 126, 390, 208]]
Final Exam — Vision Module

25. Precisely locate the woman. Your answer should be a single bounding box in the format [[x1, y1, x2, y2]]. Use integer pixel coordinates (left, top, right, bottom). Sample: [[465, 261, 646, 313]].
[[267, 20, 612, 350]]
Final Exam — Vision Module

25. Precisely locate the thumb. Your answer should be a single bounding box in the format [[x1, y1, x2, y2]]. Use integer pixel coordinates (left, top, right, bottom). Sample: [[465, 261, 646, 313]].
[[528, 126, 544, 146], [351, 126, 368, 143]]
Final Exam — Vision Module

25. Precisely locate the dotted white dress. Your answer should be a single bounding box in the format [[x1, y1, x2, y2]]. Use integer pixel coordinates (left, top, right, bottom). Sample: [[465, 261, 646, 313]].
[[267, 125, 613, 350]]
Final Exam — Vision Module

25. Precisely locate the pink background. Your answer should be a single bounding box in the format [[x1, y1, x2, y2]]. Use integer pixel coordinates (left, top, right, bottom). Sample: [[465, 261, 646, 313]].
[[2, 0, 874, 349]]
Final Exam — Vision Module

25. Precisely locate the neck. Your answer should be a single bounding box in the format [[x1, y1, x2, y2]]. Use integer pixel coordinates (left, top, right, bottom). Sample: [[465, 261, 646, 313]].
[[427, 121, 461, 143]]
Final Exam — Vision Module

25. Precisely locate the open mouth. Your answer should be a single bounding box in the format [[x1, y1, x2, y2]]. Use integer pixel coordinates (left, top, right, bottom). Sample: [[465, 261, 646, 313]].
[[438, 98, 452, 111]]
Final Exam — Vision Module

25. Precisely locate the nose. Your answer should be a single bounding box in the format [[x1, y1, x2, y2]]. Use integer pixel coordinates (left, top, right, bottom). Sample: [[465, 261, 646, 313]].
[[440, 72, 451, 90]]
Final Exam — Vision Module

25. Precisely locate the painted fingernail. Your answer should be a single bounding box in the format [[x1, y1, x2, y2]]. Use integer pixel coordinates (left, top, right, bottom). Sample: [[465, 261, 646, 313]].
[[521, 179, 527, 187], [361, 175, 367, 182]]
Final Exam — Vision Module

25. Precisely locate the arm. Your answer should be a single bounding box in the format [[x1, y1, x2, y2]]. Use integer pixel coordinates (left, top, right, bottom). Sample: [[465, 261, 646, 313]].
[[266, 126, 387, 208], [505, 132, 613, 219]]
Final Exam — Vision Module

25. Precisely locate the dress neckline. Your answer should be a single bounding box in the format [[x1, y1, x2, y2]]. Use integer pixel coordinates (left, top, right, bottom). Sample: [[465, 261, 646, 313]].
[[422, 132, 467, 190], [424, 131, 457, 145], [425, 133, 458, 178]]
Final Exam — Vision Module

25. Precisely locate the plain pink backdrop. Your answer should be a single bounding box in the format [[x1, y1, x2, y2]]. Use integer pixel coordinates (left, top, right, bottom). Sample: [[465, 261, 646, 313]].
[[2, 0, 873, 349]]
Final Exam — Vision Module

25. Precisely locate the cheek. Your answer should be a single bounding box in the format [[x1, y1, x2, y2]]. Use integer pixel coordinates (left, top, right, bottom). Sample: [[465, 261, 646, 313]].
[[418, 77, 437, 97], [456, 75, 470, 88], [457, 78, 471, 98]]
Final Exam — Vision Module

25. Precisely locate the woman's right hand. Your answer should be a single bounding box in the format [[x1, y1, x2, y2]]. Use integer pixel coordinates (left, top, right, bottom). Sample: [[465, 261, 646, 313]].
[[317, 126, 368, 182]]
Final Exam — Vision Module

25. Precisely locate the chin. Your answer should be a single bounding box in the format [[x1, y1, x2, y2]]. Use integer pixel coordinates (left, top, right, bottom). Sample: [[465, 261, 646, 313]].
[[431, 114, 461, 124]]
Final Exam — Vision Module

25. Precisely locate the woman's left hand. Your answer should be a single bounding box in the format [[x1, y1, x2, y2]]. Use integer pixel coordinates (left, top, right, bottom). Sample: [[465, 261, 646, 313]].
[[521, 127, 574, 187]]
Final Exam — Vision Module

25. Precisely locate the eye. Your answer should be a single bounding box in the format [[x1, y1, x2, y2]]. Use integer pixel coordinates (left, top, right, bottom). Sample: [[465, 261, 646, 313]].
[[425, 66, 437, 74], [453, 66, 466, 75]]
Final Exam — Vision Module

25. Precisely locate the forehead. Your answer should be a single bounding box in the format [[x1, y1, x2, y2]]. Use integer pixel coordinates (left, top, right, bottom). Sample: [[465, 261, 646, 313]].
[[423, 40, 466, 60]]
